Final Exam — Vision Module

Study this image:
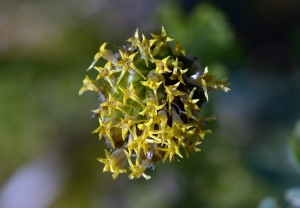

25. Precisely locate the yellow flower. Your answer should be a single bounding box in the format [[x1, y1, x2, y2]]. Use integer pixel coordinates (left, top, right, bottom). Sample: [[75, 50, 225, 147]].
[[201, 67, 230, 101], [127, 29, 140, 50], [80, 27, 230, 180], [137, 119, 157, 138], [182, 87, 200, 120], [101, 94, 127, 117], [181, 140, 202, 158], [119, 83, 144, 106], [137, 34, 154, 66], [92, 119, 115, 148], [171, 107, 196, 141], [97, 149, 127, 179], [152, 109, 168, 131], [79, 75, 100, 95], [126, 125, 141, 155], [153, 56, 172, 74], [138, 96, 165, 117], [114, 116, 138, 140], [169, 58, 188, 84], [164, 82, 186, 112], [193, 124, 213, 141], [173, 40, 186, 56], [140, 72, 163, 101], [150, 26, 174, 55], [87, 42, 117, 71], [150, 125, 173, 144], [116, 50, 145, 83], [156, 138, 183, 162], [124, 150, 151, 180], [94, 61, 117, 91]]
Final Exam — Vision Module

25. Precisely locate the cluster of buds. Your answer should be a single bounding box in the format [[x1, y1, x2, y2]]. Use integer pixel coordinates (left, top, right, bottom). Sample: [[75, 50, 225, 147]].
[[79, 27, 230, 180]]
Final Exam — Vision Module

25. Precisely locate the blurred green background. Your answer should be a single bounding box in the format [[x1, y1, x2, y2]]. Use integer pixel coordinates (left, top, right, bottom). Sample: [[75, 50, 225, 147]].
[[1, 0, 300, 207]]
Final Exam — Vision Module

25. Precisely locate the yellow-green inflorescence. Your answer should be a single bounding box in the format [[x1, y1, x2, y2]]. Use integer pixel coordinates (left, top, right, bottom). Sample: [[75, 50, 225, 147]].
[[79, 27, 230, 180]]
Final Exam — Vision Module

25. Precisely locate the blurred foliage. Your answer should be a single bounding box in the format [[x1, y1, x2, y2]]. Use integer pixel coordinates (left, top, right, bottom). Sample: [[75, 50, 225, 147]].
[[258, 188, 300, 208], [0, 27, 97, 175], [289, 121, 300, 174], [257, 122, 300, 208]]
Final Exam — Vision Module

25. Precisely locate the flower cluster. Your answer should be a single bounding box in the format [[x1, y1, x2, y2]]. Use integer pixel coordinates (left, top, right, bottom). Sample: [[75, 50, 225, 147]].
[[79, 27, 230, 180]]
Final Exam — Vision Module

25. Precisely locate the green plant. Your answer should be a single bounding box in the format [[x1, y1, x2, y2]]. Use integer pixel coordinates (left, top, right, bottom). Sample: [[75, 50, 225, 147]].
[[79, 27, 229, 179]]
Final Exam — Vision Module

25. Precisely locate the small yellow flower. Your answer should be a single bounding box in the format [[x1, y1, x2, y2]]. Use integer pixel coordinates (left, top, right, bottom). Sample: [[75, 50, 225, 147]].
[[152, 109, 168, 131], [101, 94, 127, 117], [171, 107, 196, 141], [182, 87, 200, 120], [97, 149, 127, 179], [153, 56, 172, 74], [92, 119, 115, 148], [173, 40, 186, 56], [156, 138, 183, 162], [119, 83, 144, 106], [182, 140, 202, 158], [150, 125, 174, 144], [194, 127, 212, 141], [170, 58, 188, 84], [140, 72, 163, 101], [164, 82, 186, 112], [124, 150, 151, 180], [137, 119, 159, 139], [200, 67, 230, 101], [114, 116, 138, 140], [94, 61, 117, 91], [150, 26, 174, 55], [87, 42, 117, 71], [79, 75, 100, 95], [137, 34, 154, 66], [138, 96, 165, 117], [126, 125, 141, 155], [127, 29, 140, 50], [116, 50, 145, 83]]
